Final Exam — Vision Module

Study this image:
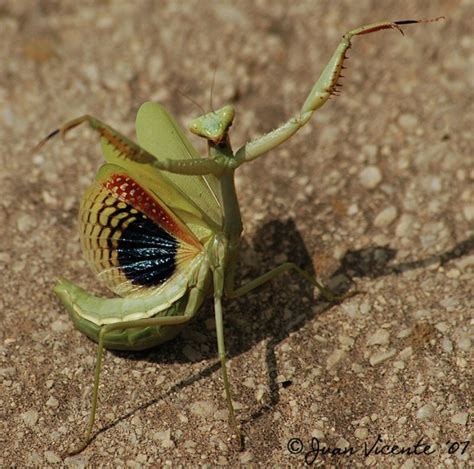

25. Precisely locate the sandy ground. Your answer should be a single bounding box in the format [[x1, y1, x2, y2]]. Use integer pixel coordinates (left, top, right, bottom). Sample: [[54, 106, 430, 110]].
[[1, 0, 472, 467]]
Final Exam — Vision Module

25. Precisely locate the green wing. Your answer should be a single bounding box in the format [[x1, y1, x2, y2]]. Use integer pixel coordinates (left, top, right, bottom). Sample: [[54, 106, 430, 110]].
[[135, 102, 222, 228]]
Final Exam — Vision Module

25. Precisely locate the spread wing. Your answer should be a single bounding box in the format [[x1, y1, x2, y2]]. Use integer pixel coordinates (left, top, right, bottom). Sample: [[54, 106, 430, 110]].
[[79, 164, 206, 302]]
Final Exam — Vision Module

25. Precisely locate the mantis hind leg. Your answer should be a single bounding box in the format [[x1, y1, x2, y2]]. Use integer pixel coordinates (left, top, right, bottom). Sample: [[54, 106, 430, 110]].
[[213, 262, 357, 453], [67, 314, 193, 456], [213, 294, 243, 448], [227, 262, 358, 302]]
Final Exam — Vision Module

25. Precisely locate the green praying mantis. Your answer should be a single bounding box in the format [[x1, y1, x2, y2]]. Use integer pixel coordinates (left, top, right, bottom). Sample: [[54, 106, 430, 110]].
[[36, 17, 443, 455]]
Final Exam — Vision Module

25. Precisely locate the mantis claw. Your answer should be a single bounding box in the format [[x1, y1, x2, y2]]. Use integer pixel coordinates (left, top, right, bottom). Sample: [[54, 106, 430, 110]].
[[31, 128, 60, 153], [32, 117, 88, 152], [395, 16, 445, 26]]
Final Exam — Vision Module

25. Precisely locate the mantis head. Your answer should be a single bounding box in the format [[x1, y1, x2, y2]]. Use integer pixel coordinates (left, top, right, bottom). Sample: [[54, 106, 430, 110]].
[[188, 105, 235, 144]]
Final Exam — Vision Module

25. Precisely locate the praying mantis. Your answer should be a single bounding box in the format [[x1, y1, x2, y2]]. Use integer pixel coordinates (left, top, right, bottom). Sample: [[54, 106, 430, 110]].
[[36, 18, 443, 455]]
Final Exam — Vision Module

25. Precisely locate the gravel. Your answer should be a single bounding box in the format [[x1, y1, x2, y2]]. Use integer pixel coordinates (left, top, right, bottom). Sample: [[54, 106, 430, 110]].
[[2, 1, 471, 467]]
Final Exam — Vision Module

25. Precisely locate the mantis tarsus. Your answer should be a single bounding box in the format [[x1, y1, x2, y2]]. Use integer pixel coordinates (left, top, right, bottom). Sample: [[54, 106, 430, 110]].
[[36, 17, 443, 455]]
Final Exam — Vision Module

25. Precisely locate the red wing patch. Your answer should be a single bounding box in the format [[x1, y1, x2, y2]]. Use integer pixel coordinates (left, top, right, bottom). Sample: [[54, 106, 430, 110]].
[[104, 173, 201, 249]]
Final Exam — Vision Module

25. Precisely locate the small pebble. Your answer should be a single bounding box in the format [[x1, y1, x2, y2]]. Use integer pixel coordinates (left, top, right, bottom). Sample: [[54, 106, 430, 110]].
[[374, 206, 398, 227], [190, 400, 216, 418], [153, 429, 175, 448], [462, 203, 474, 221], [311, 429, 325, 439], [347, 203, 358, 215], [340, 302, 357, 318], [64, 454, 89, 467], [457, 357, 468, 368], [0, 367, 16, 378], [416, 403, 434, 420], [21, 409, 39, 427], [359, 166, 382, 189], [239, 451, 254, 464], [362, 143, 378, 159], [456, 336, 471, 352], [367, 329, 390, 346], [398, 112, 419, 130], [451, 412, 468, 425], [336, 437, 350, 448], [16, 213, 37, 233], [162, 439, 175, 449], [420, 221, 448, 249], [243, 377, 255, 388], [397, 328, 411, 339], [46, 396, 59, 408], [435, 322, 449, 333], [41, 190, 57, 206], [51, 320, 68, 333], [414, 309, 431, 319], [0, 252, 11, 263], [441, 337, 453, 353], [446, 268, 460, 278], [373, 234, 390, 245], [395, 214, 415, 237], [63, 196, 76, 211], [44, 451, 61, 464], [414, 385, 426, 395], [354, 427, 368, 439], [440, 297, 459, 309], [131, 415, 141, 426], [339, 335, 355, 347], [369, 349, 396, 366], [400, 459, 416, 469], [455, 254, 474, 270], [280, 343, 291, 352], [326, 349, 345, 369]]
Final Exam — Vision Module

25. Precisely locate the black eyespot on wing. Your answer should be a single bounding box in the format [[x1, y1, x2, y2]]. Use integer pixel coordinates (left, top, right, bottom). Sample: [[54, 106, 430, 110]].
[[117, 213, 178, 287]]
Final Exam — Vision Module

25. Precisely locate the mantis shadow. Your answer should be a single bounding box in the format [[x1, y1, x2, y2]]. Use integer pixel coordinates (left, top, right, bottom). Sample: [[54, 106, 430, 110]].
[[96, 222, 473, 444]]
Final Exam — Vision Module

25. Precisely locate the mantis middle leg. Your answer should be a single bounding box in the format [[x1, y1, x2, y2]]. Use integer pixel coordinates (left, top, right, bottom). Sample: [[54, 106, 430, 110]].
[[226, 262, 360, 303], [226, 262, 354, 302]]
